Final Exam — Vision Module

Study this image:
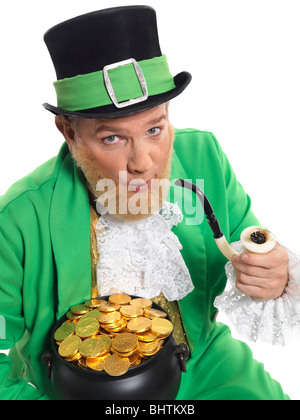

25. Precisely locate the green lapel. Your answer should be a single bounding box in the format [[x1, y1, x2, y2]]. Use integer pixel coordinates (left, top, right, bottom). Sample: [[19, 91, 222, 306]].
[[49, 145, 91, 319]]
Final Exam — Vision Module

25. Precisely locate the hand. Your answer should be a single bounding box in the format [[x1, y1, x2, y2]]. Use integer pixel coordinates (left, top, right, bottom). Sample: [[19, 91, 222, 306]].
[[231, 243, 289, 302]]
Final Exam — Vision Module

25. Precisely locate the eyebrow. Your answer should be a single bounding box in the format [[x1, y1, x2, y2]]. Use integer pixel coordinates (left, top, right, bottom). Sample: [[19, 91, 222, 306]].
[[95, 113, 167, 134], [95, 125, 120, 134], [146, 114, 167, 126]]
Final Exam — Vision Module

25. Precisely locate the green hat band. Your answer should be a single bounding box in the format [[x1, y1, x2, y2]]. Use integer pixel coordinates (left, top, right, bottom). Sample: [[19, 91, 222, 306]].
[[54, 55, 176, 111]]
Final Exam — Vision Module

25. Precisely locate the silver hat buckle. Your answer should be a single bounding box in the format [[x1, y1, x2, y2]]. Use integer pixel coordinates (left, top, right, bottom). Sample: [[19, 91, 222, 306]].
[[103, 58, 148, 109]]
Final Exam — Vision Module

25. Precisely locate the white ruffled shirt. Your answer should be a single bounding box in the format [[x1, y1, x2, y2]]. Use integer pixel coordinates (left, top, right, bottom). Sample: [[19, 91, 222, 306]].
[[95, 201, 194, 301], [214, 241, 300, 346]]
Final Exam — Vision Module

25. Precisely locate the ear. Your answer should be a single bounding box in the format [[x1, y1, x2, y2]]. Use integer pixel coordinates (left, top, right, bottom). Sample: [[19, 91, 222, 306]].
[[55, 115, 76, 153]]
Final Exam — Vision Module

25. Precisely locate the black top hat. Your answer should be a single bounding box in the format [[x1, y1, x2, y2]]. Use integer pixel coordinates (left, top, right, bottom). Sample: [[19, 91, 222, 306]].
[[43, 5, 192, 118]]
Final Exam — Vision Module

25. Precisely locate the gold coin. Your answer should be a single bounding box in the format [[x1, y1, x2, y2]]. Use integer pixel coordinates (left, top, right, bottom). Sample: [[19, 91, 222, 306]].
[[70, 304, 89, 315], [98, 311, 121, 325], [95, 335, 112, 352], [78, 357, 87, 369], [103, 317, 127, 333], [155, 333, 169, 339], [114, 347, 138, 357], [109, 328, 127, 336], [66, 311, 82, 321], [138, 339, 160, 355], [141, 348, 161, 358], [135, 330, 158, 342], [128, 352, 140, 366], [109, 294, 131, 305], [86, 353, 110, 371], [112, 332, 138, 353], [78, 309, 100, 322], [100, 320, 119, 330], [132, 358, 141, 367], [79, 337, 106, 358], [99, 327, 114, 337], [151, 318, 173, 337], [130, 298, 152, 309], [143, 308, 167, 319], [58, 335, 82, 358], [85, 299, 106, 309], [100, 302, 121, 313], [111, 330, 127, 337], [64, 351, 82, 362], [120, 305, 143, 319], [75, 318, 99, 339], [54, 322, 76, 342], [127, 317, 151, 333], [104, 353, 130, 376], [139, 341, 163, 358]]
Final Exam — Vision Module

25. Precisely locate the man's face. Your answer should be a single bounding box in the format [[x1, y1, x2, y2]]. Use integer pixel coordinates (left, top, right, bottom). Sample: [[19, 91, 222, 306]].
[[65, 104, 173, 221]]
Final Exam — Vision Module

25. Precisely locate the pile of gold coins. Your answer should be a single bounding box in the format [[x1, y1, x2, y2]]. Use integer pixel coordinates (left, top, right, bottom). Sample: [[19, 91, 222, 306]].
[[54, 294, 174, 377]]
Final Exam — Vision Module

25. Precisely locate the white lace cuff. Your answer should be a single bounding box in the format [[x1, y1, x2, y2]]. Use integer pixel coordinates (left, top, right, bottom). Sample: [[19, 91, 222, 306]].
[[214, 241, 300, 346]]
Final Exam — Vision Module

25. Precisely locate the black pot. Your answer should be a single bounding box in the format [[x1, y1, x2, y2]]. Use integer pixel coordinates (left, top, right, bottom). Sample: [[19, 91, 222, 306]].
[[43, 297, 189, 400]]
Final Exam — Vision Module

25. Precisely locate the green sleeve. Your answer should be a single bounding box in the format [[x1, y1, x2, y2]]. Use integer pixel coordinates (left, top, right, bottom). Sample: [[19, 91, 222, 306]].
[[209, 132, 260, 241], [0, 211, 48, 400]]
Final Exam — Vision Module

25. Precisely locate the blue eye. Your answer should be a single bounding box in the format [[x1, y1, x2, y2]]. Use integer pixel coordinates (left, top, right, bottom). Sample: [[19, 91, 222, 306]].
[[147, 127, 160, 136], [103, 135, 120, 144]]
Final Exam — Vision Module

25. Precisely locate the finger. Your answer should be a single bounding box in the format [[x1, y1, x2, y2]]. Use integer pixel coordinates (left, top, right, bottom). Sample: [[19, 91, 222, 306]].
[[241, 252, 277, 269], [232, 258, 270, 279], [233, 269, 267, 287], [233, 248, 285, 271], [235, 281, 268, 301], [238, 244, 285, 270]]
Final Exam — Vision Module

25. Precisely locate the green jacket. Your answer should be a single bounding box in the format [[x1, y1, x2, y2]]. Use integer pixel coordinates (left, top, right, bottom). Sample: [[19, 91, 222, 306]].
[[0, 129, 259, 400]]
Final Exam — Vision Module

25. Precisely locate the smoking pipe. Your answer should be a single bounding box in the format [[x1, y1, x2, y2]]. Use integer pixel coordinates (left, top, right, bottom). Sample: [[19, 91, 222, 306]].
[[175, 179, 276, 260]]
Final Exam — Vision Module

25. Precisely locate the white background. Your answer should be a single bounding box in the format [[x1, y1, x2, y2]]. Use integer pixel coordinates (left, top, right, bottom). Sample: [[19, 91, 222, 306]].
[[0, 0, 299, 399]]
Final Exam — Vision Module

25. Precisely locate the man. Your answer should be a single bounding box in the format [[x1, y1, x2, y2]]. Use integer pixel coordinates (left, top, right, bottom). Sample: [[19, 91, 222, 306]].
[[0, 6, 296, 400]]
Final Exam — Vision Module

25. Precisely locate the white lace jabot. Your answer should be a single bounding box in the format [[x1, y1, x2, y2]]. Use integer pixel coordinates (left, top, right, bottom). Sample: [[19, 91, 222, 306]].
[[95, 201, 194, 301]]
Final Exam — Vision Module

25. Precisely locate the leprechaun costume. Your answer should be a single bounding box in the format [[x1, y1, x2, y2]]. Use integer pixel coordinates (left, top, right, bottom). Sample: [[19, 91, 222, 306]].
[[0, 6, 289, 400]]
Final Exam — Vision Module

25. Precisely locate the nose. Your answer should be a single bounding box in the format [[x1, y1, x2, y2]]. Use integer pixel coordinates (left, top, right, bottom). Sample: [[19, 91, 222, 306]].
[[127, 145, 153, 174]]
